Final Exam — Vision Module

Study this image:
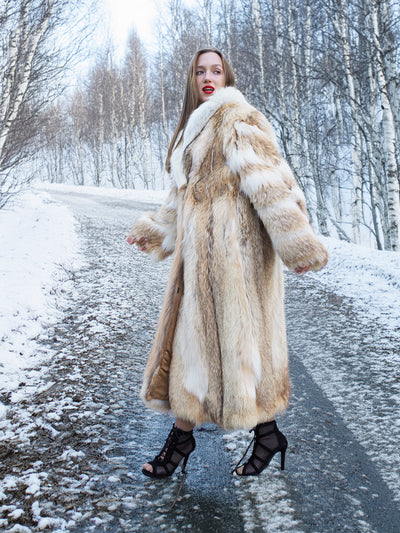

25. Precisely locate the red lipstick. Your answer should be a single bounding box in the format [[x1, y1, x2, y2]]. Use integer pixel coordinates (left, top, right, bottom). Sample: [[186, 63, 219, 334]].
[[202, 85, 215, 94]]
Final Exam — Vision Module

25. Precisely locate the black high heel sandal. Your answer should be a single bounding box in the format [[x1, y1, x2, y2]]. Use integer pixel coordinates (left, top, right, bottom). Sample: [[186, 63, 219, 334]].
[[233, 420, 288, 476], [142, 425, 196, 479]]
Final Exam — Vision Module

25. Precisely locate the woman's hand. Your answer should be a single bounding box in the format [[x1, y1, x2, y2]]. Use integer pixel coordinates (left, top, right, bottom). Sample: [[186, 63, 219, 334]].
[[294, 265, 310, 274], [126, 234, 148, 251]]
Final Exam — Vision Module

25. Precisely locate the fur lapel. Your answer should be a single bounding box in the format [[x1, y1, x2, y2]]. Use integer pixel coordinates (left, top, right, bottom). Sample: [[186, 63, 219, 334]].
[[171, 87, 247, 188]]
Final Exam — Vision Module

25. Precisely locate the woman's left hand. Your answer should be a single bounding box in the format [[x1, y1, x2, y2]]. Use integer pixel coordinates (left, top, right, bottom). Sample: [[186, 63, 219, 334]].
[[295, 265, 310, 274]]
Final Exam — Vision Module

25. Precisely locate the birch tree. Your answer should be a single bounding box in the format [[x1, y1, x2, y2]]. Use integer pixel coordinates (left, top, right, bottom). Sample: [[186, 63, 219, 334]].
[[331, 0, 364, 244], [0, 0, 94, 207], [368, 0, 400, 250]]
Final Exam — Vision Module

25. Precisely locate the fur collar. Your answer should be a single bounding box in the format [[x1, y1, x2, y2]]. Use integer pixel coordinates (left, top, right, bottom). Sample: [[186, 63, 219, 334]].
[[170, 87, 247, 188], [183, 87, 247, 150]]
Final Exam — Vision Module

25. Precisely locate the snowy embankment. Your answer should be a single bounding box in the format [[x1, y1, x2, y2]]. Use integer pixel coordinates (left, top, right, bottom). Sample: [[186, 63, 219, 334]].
[[0, 183, 167, 419], [1, 183, 399, 420], [314, 236, 400, 338], [0, 188, 80, 419]]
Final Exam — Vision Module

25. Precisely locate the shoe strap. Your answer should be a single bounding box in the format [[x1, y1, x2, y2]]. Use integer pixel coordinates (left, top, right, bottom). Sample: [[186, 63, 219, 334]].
[[231, 428, 256, 474]]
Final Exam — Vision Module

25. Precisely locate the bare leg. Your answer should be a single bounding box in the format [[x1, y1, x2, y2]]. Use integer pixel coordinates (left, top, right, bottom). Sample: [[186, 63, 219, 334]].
[[142, 419, 196, 474], [174, 418, 195, 432]]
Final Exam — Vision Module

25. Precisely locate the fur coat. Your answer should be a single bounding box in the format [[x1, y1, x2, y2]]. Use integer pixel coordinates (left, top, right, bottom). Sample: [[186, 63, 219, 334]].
[[129, 87, 328, 430]]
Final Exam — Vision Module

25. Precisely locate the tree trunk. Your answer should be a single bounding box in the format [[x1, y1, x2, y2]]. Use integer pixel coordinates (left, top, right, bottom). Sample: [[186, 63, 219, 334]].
[[0, 0, 55, 166], [333, 0, 363, 244], [370, 0, 399, 250]]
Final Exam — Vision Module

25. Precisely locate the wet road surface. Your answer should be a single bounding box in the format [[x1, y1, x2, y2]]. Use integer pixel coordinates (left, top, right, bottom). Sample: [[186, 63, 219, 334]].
[[1, 189, 399, 532]]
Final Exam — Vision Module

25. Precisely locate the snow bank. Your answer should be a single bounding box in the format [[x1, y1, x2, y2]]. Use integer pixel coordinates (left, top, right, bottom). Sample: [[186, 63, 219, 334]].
[[0, 189, 82, 407], [0, 183, 169, 417], [316, 237, 400, 336], [39, 181, 169, 205]]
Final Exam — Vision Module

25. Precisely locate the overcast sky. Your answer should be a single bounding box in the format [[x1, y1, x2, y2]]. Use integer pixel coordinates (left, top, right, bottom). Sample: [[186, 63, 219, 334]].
[[102, 0, 197, 57]]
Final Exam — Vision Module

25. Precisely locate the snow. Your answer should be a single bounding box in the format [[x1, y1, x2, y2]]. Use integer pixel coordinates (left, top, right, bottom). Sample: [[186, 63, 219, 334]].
[[1, 182, 400, 530], [0, 188, 83, 408], [40, 181, 169, 205], [314, 236, 400, 337], [1, 182, 399, 415], [0, 183, 168, 418]]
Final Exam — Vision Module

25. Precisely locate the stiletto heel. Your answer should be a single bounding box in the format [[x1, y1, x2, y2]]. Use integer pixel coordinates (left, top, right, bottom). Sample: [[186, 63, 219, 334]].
[[233, 420, 288, 476], [280, 446, 287, 471], [181, 454, 189, 473], [142, 424, 196, 479]]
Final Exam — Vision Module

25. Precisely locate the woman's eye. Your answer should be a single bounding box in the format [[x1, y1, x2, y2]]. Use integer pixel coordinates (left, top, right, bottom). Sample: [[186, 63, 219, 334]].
[[196, 70, 204, 75]]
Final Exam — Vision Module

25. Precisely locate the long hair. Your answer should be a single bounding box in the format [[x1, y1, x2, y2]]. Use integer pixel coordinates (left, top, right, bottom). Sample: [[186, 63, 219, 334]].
[[165, 48, 235, 172]]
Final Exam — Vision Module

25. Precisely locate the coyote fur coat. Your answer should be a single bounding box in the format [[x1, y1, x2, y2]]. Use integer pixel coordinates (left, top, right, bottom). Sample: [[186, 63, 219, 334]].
[[128, 87, 328, 430]]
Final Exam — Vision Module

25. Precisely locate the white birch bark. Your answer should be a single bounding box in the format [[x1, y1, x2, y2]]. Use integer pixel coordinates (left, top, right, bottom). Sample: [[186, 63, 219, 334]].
[[273, 0, 287, 127], [301, 1, 318, 221], [333, 0, 363, 244], [365, 60, 386, 249], [218, 0, 232, 63], [251, 0, 265, 97], [0, 3, 26, 126], [201, 0, 213, 46], [369, 0, 400, 250], [379, 0, 400, 147], [159, 30, 169, 185], [0, 0, 55, 166]]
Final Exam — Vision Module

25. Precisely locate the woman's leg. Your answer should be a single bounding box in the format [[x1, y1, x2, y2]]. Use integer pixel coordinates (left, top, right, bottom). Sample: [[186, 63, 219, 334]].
[[174, 418, 196, 432], [142, 418, 196, 475]]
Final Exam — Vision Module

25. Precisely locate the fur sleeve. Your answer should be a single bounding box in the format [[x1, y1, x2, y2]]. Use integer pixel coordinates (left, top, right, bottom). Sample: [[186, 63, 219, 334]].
[[225, 110, 328, 271], [127, 185, 178, 261]]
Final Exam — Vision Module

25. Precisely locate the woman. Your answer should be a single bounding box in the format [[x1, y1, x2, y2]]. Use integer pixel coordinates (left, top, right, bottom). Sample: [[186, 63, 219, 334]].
[[127, 48, 328, 478]]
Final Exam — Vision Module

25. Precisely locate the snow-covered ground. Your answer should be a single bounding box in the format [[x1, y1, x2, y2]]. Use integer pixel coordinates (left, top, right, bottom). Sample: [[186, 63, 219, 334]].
[[0, 188, 81, 420], [1, 183, 400, 531], [315, 236, 400, 338], [1, 182, 399, 417], [0, 183, 167, 420]]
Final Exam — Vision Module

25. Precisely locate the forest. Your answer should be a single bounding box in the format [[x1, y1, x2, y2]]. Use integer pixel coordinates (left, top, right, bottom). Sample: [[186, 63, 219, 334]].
[[1, 0, 399, 250]]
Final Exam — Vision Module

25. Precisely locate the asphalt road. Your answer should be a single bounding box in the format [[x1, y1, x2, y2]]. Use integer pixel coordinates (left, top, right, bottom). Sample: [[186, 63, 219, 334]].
[[1, 189, 399, 532]]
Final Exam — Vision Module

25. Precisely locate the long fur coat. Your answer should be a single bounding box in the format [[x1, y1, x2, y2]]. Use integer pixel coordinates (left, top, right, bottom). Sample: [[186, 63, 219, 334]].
[[129, 87, 328, 430]]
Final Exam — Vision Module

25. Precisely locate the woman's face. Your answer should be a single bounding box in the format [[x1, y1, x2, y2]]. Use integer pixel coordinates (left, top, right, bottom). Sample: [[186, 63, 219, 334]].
[[195, 52, 226, 104]]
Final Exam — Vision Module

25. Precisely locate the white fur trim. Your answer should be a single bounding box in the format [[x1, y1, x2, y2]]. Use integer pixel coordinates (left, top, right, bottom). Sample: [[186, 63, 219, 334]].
[[278, 159, 293, 175], [138, 214, 153, 226], [241, 168, 283, 197], [147, 249, 163, 262], [170, 87, 248, 187], [184, 87, 247, 150], [266, 197, 300, 216], [268, 224, 314, 251], [161, 230, 177, 253], [233, 120, 264, 138], [170, 142, 186, 188], [142, 397, 171, 414], [226, 146, 265, 174]]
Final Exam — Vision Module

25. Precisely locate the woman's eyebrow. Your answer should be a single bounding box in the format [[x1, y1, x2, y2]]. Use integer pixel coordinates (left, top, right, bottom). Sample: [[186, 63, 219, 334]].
[[196, 63, 223, 69]]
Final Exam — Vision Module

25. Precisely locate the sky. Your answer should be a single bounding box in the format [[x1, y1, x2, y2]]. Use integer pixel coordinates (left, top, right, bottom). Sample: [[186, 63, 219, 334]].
[[102, 0, 197, 57]]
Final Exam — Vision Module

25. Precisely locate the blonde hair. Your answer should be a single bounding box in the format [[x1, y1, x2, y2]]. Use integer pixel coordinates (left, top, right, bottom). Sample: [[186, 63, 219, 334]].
[[165, 48, 235, 172]]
